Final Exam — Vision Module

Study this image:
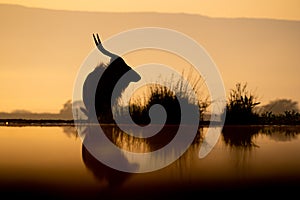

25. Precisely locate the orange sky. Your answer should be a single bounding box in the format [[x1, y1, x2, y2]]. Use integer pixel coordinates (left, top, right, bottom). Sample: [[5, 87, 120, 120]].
[[0, 1, 299, 113], [1, 0, 300, 21]]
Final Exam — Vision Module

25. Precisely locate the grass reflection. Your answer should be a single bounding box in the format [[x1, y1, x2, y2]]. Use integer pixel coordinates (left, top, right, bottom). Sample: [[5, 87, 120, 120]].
[[221, 125, 300, 149], [221, 126, 261, 148]]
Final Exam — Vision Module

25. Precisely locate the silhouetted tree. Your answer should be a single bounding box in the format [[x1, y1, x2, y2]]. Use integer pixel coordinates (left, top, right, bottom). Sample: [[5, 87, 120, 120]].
[[258, 98, 299, 115], [59, 100, 73, 119]]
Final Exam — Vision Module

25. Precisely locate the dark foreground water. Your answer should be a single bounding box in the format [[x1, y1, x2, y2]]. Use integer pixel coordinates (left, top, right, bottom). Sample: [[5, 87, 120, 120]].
[[0, 125, 300, 199]]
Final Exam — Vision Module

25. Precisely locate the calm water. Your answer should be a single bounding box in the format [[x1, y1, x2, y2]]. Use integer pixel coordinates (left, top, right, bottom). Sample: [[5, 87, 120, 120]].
[[0, 125, 300, 199]]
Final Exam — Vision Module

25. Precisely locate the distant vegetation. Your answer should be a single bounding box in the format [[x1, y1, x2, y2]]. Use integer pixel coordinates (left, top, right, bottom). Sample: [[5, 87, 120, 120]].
[[0, 100, 73, 121], [258, 99, 299, 114], [259, 110, 300, 125], [224, 82, 300, 125]]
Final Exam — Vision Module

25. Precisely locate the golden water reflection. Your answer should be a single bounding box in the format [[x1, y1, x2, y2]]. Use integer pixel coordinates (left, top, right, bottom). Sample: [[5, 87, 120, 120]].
[[0, 125, 299, 198]]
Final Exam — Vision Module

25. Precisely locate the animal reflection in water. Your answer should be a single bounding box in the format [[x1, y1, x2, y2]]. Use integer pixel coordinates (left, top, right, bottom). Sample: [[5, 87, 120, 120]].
[[81, 125, 147, 188]]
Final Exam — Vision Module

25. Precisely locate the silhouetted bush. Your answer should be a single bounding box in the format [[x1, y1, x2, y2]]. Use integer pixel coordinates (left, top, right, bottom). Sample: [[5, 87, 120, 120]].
[[119, 69, 210, 125], [224, 82, 260, 125]]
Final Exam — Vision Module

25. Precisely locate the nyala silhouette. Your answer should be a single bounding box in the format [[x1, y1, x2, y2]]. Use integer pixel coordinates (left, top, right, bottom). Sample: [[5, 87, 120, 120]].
[[83, 33, 141, 124]]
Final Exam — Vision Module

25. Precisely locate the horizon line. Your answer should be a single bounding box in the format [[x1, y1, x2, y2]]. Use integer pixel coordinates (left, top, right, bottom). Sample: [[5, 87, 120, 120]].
[[1, 3, 300, 22]]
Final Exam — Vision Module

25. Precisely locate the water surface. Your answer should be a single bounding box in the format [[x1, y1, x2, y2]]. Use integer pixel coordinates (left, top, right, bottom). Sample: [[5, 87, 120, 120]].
[[0, 125, 299, 199]]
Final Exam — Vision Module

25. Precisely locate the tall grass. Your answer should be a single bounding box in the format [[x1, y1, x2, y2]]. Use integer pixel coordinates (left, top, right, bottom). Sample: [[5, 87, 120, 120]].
[[116, 68, 210, 125]]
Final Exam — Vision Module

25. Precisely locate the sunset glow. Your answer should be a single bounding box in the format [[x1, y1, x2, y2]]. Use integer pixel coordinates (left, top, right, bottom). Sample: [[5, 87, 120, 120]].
[[0, 1, 299, 113]]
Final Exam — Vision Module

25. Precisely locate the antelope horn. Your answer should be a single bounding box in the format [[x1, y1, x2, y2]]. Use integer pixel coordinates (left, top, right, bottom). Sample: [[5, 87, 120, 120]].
[[93, 33, 118, 60]]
